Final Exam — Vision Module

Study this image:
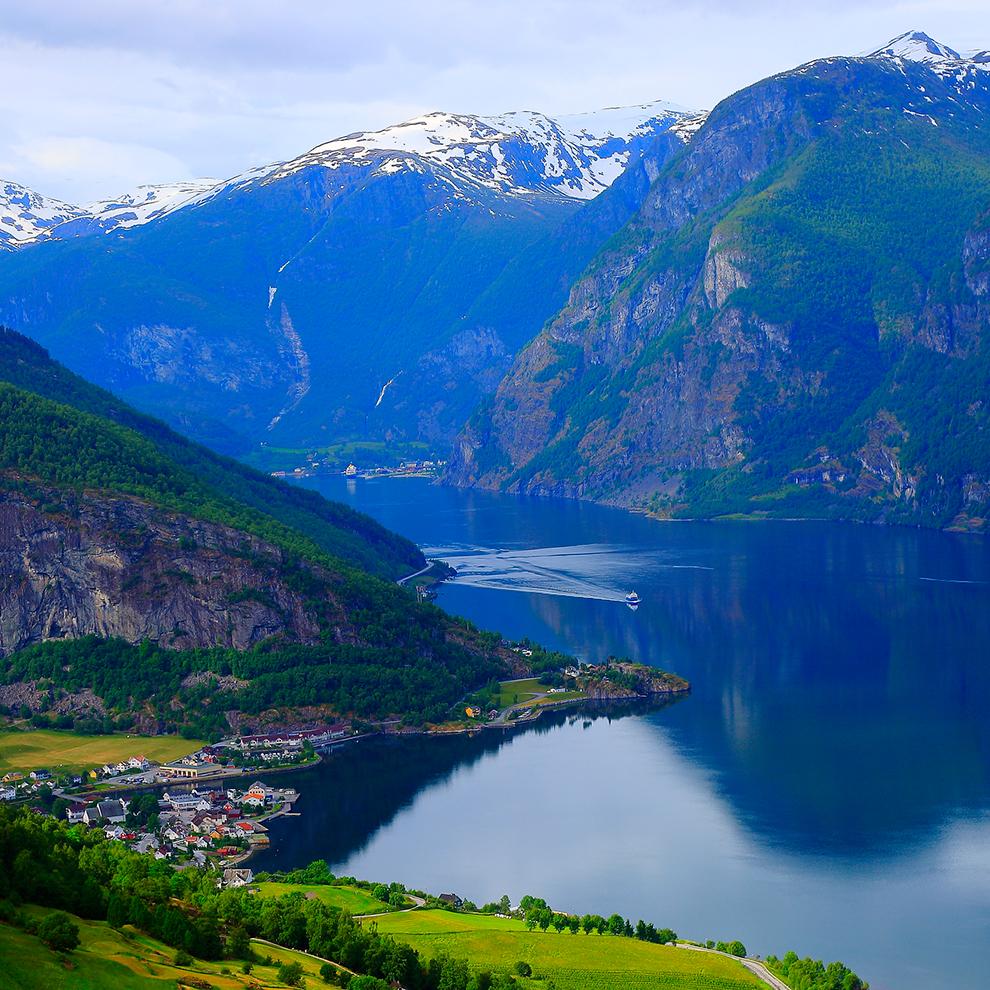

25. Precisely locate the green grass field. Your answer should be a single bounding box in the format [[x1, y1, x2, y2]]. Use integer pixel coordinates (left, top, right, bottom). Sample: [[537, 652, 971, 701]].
[[0, 730, 204, 776], [372, 911, 763, 990], [253, 881, 399, 914], [493, 678, 546, 708], [0, 909, 331, 989]]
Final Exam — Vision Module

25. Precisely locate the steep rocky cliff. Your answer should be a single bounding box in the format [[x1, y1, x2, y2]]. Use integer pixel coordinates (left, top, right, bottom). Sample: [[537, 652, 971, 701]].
[[449, 41, 990, 530], [0, 482, 340, 657], [0, 330, 513, 729]]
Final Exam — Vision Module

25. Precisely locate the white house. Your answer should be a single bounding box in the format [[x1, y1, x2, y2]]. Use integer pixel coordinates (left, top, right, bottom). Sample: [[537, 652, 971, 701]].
[[221, 868, 254, 888], [84, 799, 128, 825]]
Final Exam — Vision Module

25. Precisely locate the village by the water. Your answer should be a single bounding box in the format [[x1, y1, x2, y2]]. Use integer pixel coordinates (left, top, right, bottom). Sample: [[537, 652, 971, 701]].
[[0, 725, 354, 882]]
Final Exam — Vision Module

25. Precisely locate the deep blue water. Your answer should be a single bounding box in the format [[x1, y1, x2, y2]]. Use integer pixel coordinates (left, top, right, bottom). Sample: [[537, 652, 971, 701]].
[[253, 477, 990, 990]]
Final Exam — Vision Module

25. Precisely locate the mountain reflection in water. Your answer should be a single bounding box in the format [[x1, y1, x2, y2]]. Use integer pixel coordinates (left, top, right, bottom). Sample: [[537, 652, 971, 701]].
[[262, 477, 990, 990]]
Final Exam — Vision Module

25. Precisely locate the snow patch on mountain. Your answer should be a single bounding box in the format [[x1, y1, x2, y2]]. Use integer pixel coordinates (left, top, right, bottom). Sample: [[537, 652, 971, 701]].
[[85, 180, 218, 230], [869, 31, 962, 63], [0, 181, 85, 248], [867, 30, 990, 89]]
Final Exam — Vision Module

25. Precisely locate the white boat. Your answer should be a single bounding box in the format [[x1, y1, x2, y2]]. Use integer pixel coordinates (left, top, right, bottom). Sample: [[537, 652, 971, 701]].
[[625, 591, 641, 606]]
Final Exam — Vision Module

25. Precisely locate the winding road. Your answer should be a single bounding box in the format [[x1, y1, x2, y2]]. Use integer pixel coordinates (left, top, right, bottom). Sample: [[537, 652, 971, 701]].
[[397, 563, 433, 586], [677, 942, 790, 990]]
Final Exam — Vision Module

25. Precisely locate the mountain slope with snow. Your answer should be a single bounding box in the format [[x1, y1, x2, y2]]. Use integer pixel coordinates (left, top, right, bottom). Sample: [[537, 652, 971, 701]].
[[0, 100, 696, 248], [0, 182, 86, 249], [262, 101, 692, 201]]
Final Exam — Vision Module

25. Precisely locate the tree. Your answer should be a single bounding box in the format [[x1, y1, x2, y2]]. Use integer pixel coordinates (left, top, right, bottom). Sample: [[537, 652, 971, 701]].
[[226, 924, 251, 959], [551, 913, 567, 933], [278, 960, 305, 986], [606, 913, 625, 936], [348, 978, 390, 990], [37, 912, 80, 953]]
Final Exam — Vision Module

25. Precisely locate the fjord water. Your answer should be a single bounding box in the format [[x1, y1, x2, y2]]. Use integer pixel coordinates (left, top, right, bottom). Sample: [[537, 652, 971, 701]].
[[256, 478, 990, 990]]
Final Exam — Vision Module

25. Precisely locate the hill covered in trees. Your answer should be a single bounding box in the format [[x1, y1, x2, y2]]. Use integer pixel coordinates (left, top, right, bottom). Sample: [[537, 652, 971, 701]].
[[0, 328, 511, 732]]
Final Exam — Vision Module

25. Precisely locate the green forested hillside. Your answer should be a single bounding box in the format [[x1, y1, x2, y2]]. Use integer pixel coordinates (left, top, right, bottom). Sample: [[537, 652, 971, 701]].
[[0, 329, 510, 731], [0, 328, 421, 579]]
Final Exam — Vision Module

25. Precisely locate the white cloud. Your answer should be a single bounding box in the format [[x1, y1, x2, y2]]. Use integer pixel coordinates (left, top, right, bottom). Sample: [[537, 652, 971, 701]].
[[0, 1, 986, 201], [3, 137, 194, 207]]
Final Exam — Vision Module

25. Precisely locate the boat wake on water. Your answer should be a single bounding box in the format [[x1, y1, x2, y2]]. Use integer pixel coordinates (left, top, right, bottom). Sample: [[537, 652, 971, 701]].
[[422, 543, 711, 603]]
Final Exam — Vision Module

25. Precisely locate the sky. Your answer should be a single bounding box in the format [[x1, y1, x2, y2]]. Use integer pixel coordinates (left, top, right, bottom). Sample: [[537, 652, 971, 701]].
[[1, 0, 987, 203]]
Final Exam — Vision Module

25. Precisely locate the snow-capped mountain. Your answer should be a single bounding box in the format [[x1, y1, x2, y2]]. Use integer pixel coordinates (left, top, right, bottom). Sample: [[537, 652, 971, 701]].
[[867, 30, 990, 89], [869, 30, 963, 63], [0, 100, 697, 248], [254, 101, 694, 201], [0, 181, 86, 248]]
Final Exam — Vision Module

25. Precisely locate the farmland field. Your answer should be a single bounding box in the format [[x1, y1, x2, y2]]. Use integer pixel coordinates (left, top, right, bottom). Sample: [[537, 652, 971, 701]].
[[372, 910, 762, 990], [0, 730, 204, 776], [253, 881, 399, 914]]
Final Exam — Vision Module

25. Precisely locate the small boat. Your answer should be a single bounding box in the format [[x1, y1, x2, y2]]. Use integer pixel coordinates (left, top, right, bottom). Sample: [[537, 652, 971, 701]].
[[625, 591, 641, 607]]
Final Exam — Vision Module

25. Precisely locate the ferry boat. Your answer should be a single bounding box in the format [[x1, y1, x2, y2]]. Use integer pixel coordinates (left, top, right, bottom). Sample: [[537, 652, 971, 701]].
[[624, 591, 641, 607]]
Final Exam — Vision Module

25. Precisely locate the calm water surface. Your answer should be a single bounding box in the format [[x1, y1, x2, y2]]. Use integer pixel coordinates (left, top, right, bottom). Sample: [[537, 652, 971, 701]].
[[252, 478, 990, 990]]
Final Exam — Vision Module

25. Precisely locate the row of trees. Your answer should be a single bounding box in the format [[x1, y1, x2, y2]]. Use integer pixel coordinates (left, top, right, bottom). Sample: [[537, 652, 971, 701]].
[[515, 895, 676, 944]]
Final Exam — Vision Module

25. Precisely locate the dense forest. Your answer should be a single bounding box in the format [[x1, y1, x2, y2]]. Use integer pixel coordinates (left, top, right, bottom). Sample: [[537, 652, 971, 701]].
[[2, 631, 509, 737]]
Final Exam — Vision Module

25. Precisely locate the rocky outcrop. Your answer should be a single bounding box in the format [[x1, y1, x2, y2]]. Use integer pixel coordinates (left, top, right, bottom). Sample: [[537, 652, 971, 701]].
[[0, 483, 349, 657], [578, 663, 691, 700]]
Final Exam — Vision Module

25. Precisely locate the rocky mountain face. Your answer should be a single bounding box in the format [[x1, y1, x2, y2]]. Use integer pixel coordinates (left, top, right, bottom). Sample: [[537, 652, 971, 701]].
[[0, 103, 695, 459], [0, 483, 335, 657], [448, 35, 990, 530], [0, 329, 516, 728]]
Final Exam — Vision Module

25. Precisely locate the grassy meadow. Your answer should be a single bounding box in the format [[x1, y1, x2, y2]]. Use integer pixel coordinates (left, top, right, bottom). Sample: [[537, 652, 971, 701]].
[[0, 910, 333, 990], [372, 910, 763, 990], [0, 730, 203, 776], [492, 678, 545, 708], [253, 881, 399, 915]]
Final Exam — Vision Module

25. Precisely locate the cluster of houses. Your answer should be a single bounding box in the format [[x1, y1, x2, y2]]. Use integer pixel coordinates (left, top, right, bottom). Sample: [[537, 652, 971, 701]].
[[155, 727, 350, 780], [61, 781, 299, 868], [96, 755, 153, 777], [1, 767, 64, 802], [1, 753, 156, 802], [225, 725, 349, 751]]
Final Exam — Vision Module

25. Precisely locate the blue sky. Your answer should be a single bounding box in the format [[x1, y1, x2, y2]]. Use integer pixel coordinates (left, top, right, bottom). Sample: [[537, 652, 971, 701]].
[[1, 0, 986, 202]]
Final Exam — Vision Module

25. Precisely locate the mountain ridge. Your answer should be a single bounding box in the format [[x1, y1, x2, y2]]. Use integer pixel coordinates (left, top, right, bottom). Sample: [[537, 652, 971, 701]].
[[0, 100, 697, 248], [446, 33, 990, 531]]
